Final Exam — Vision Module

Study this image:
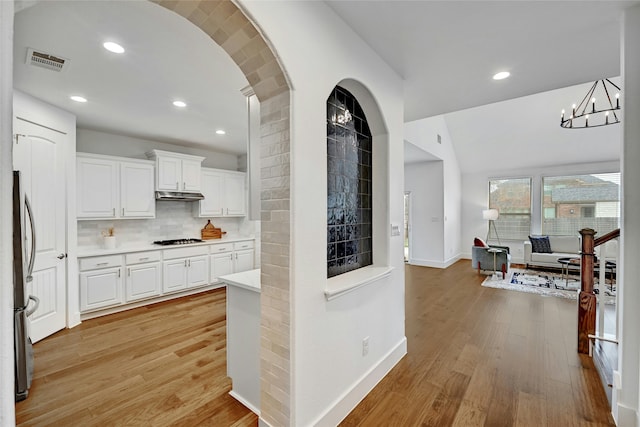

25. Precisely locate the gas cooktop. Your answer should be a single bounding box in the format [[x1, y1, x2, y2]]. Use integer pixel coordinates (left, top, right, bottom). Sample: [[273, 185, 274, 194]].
[[153, 238, 204, 246]]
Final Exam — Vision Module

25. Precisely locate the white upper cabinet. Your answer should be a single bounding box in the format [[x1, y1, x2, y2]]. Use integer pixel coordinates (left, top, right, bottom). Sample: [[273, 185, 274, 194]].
[[146, 149, 204, 193], [77, 156, 119, 219], [77, 153, 155, 220], [120, 161, 155, 218], [196, 168, 246, 217]]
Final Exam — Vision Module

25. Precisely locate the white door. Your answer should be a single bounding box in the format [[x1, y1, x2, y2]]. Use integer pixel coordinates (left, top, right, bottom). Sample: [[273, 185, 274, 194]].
[[13, 119, 67, 343]]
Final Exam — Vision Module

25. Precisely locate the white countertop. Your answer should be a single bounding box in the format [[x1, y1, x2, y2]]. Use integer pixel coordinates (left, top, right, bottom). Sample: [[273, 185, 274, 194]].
[[77, 236, 255, 258], [219, 269, 260, 293]]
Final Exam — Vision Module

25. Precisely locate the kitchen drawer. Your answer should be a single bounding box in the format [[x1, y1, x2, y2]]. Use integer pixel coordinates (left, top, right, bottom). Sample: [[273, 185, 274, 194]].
[[163, 245, 208, 260], [233, 240, 254, 251], [210, 243, 233, 254], [79, 255, 123, 271], [125, 251, 161, 265]]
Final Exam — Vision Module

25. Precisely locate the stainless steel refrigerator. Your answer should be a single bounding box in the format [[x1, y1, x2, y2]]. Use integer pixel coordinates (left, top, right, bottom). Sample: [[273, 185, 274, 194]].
[[13, 170, 38, 402]]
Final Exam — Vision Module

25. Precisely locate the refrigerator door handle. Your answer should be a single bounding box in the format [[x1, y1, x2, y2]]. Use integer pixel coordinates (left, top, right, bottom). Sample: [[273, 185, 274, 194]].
[[24, 194, 36, 283], [25, 295, 40, 317]]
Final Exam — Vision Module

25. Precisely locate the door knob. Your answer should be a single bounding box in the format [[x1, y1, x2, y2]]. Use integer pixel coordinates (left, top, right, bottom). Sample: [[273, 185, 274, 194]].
[[57, 253, 67, 259]]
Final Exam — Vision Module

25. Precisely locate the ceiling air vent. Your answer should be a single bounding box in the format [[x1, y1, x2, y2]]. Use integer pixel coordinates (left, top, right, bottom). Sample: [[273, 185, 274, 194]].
[[26, 48, 69, 72]]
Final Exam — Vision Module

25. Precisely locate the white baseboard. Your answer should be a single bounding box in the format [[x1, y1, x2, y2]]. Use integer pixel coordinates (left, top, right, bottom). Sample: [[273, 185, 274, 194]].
[[408, 254, 461, 269], [311, 337, 407, 427], [258, 418, 274, 427], [229, 390, 260, 416]]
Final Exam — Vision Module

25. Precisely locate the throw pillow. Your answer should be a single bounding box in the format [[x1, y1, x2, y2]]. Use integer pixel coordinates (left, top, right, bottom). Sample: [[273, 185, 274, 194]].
[[529, 235, 552, 253], [474, 237, 489, 248]]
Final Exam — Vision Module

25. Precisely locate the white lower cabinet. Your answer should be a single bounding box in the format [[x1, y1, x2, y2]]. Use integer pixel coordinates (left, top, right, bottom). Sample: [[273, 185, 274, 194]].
[[233, 241, 255, 273], [211, 252, 234, 282], [80, 266, 123, 312], [234, 249, 255, 273], [126, 263, 161, 302], [162, 246, 210, 293]]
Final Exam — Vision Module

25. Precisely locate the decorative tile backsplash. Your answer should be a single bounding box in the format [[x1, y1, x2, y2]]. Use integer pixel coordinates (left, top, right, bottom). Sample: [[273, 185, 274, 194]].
[[77, 201, 258, 248]]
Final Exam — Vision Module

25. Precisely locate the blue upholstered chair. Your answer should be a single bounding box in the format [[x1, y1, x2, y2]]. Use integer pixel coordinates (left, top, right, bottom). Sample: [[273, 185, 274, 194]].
[[471, 245, 511, 279]]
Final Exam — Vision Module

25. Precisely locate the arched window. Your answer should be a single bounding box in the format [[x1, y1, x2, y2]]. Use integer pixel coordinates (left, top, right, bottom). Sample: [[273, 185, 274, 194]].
[[327, 86, 373, 277]]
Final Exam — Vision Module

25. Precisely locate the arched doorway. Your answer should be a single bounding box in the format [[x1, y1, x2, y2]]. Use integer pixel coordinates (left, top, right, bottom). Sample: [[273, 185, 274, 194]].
[[153, 2, 292, 424]]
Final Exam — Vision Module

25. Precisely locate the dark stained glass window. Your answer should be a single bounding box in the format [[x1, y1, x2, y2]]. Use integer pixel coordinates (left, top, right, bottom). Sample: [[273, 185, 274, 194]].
[[327, 86, 372, 278]]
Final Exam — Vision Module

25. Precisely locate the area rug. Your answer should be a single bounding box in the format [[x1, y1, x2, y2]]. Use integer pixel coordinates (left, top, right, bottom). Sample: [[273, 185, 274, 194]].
[[481, 268, 616, 302]]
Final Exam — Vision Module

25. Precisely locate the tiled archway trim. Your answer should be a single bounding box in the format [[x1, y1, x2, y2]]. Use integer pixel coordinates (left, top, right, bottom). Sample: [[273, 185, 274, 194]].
[[153, 1, 292, 425]]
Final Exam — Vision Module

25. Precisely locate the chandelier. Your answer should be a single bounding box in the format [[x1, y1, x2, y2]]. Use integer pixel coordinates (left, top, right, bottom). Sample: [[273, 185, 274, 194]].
[[560, 79, 621, 129]]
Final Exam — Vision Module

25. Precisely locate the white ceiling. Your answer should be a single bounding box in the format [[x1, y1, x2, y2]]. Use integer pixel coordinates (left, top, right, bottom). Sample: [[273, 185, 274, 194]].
[[13, 0, 249, 155], [12, 1, 639, 169]]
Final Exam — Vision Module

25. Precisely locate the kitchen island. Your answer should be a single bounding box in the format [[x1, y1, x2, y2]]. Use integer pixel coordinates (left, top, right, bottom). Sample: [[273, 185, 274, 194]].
[[219, 268, 260, 415]]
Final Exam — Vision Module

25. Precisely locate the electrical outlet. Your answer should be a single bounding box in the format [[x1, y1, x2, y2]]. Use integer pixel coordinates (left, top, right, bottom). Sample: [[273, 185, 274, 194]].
[[362, 336, 369, 356]]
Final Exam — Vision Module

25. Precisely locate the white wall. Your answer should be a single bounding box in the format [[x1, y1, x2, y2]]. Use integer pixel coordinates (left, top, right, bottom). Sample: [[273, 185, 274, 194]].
[[616, 4, 640, 425], [404, 161, 445, 266], [77, 128, 239, 170], [0, 1, 14, 424], [404, 115, 462, 267], [461, 160, 620, 263], [240, 1, 406, 425]]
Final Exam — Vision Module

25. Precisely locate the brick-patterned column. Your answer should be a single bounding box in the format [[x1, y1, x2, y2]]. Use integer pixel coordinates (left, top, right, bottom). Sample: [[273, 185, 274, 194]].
[[259, 91, 291, 426], [154, 1, 292, 424]]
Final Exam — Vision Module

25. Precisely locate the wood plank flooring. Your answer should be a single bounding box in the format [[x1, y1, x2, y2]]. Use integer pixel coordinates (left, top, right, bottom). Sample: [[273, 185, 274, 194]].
[[16, 261, 614, 426], [16, 289, 258, 426], [341, 261, 615, 426]]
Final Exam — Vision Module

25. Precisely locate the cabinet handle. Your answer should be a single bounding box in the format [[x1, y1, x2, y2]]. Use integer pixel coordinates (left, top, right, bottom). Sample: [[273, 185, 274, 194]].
[[230, 254, 233, 261], [97, 262, 108, 266], [139, 257, 149, 261], [176, 181, 179, 190], [183, 182, 186, 190], [112, 208, 115, 216], [188, 259, 191, 267], [184, 260, 188, 267], [118, 269, 121, 278], [128, 268, 131, 276], [235, 253, 238, 260], [122, 208, 125, 216]]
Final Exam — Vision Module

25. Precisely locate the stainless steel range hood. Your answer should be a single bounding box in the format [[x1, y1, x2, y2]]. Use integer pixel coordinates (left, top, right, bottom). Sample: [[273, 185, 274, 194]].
[[155, 191, 204, 201]]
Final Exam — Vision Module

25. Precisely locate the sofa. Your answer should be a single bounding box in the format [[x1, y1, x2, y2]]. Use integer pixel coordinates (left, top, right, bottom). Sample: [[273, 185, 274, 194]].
[[524, 235, 581, 269]]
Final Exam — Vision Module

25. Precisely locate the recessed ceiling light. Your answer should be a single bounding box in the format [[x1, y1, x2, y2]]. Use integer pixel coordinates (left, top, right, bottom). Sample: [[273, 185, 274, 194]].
[[103, 42, 125, 54], [173, 101, 187, 108], [70, 95, 87, 103], [493, 71, 510, 80], [215, 130, 226, 135]]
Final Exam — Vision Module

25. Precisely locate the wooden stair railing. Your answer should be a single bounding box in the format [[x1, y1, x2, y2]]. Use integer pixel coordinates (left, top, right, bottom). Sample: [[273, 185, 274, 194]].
[[578, 228, 620, 354]]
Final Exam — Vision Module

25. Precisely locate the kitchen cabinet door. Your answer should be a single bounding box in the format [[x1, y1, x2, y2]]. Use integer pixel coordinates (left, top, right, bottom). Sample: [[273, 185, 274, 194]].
[[211, 252, 234, 282], [182, 159, 202, 192], [234, 249, 255, 273], [126, 262, 161, 302], [163, 259, 188, 293], [80, 267, 123, 312], [225, 173, 246, 216], [187, 255, 209, 288], [199, 170, 224, 216], [120, 161, 155, 218], [77, 156, 118, 219], [157, 156, 182, 191]]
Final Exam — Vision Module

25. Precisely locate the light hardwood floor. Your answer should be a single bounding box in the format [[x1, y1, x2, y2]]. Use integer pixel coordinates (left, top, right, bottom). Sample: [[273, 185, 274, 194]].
[[16, 261, 614, 426]]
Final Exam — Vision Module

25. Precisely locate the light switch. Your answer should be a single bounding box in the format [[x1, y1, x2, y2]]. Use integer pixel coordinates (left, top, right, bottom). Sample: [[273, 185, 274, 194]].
[[390, 224, 401, 236]]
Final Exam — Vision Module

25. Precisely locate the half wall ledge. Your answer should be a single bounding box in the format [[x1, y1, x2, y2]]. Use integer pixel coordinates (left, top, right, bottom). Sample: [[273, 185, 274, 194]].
[[324, 266, 394, 301]]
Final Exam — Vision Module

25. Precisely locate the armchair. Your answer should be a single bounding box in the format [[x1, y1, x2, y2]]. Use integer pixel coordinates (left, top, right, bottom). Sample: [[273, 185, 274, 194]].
[[471, 244, 511, 279]]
